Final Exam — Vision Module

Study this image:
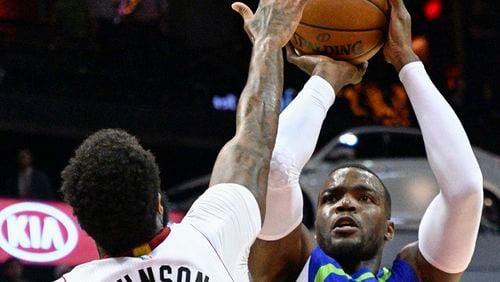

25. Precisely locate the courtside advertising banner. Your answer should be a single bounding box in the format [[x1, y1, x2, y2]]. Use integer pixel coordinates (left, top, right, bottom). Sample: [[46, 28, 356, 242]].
[[0, 198, 99, 266]]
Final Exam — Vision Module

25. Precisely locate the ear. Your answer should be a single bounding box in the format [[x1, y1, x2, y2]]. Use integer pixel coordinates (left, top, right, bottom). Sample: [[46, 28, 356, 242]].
[[384, 220, 395, 241], [157, 193, 164, 214]]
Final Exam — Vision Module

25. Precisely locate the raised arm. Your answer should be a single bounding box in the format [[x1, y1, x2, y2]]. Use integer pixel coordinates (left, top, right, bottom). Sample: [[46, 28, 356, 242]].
[[249, 46, 368, 281], [209, 0, 308, 217], [181, 1, 308, 278], [385, 0, 484, 280]]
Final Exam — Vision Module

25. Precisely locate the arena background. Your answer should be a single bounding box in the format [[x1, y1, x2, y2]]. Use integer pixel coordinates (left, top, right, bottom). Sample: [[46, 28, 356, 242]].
[[0, 0, 498, 281]]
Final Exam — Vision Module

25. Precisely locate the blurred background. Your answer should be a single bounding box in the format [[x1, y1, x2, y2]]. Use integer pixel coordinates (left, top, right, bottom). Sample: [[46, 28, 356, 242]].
[[0, 0, 498, 281]]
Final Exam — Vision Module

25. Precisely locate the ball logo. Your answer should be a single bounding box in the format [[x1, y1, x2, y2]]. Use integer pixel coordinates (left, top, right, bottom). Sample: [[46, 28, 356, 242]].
[[316, 33, 331, 42], [0, 202, 78, 262]]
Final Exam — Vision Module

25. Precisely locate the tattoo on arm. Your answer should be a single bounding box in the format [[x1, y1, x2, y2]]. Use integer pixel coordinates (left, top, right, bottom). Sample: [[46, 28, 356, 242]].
[[210, 45, 284, 219]]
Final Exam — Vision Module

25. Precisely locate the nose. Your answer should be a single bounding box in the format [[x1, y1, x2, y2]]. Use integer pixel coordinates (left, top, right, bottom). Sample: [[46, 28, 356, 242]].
[[335, 196, 356, 213]]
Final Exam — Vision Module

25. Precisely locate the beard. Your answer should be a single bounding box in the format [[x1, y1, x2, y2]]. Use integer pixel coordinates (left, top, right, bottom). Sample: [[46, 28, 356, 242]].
[[317, 230, 383, 263]]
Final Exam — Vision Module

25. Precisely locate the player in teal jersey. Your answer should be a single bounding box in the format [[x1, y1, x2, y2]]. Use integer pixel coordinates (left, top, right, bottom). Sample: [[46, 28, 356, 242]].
[[233, 0, 484, 281]]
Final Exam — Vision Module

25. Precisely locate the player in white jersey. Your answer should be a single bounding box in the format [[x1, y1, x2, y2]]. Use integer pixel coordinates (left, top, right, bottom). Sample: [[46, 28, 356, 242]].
[[245, 0, 484, 281], [59, 183, 259, 282], [53, 0, 325, 280]]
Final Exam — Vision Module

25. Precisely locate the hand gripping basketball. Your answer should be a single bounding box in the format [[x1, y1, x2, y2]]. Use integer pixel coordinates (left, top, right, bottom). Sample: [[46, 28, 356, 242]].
[[290, 0, 390, 63], [232, 0, 309, 48], [383, 0, 419, 71]]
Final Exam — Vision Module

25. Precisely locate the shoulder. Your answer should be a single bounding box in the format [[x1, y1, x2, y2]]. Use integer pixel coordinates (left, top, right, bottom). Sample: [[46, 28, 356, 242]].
[[396, 241, 419, 268], [178, 184, 262, 274], [250, 224, 312, 282], [186, 183, 260, 223], [396, 242, 463, 282], [199, 183, 256, 205], [387, 246, 419, 282]]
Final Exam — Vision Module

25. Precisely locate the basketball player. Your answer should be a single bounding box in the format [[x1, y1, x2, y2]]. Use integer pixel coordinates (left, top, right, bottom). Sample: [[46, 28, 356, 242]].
[[246, 0, 484, 281], [53, 0, 325, 281]]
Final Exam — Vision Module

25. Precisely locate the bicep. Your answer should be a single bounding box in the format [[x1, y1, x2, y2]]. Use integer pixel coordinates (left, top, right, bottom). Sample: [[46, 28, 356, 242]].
[[249, 224, 313, 282]]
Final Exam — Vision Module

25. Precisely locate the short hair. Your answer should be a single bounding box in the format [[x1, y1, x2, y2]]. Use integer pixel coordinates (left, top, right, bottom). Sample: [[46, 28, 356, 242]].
[[330, 164, 391, 219], [61, 129, 162, 255]]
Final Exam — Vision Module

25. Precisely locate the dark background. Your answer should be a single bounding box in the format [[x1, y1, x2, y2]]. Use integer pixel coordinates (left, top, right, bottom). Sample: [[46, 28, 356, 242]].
[[0, 0, 498, 281], [0, 0, 498, 197]]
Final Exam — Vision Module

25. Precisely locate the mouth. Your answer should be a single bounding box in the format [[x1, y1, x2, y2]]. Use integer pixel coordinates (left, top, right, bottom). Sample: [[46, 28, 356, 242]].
[[332, 216, 359, 235]]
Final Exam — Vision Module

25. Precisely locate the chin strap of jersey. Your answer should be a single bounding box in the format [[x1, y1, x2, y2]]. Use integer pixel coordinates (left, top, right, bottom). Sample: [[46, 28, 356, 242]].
[[104, 227, 171, 258]]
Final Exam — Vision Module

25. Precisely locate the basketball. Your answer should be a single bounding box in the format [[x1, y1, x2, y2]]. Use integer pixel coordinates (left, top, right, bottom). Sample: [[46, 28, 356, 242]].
[[291, 0, 389, 64]]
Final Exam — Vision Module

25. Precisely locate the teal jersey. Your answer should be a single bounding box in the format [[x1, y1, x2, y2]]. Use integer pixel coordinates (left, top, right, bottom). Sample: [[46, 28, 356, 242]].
[[308, 246, 418, 282]]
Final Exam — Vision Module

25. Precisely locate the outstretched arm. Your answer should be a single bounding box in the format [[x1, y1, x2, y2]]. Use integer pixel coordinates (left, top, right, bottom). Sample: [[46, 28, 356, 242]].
[[385, 0, 483, 280], [209, 0, 308, 218], [250, 46, 368, 281], [182, 0, 308, 278]]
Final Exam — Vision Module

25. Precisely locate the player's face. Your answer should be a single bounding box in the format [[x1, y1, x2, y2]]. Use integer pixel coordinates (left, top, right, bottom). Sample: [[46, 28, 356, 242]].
[[315, 167, 393, 261]]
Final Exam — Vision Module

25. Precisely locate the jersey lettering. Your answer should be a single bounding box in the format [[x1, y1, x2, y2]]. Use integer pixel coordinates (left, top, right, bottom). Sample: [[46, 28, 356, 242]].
[[195, 272, 209, 282], [117, 265, 209, 282], [117, 275, 132, 282], [159, 265, 172, 281], [178, 267, 190, 281], [138, 267, 155, 281]]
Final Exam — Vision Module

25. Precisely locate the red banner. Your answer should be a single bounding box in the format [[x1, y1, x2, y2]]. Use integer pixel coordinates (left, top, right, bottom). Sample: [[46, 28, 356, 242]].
[[0, 198, 99, 266]]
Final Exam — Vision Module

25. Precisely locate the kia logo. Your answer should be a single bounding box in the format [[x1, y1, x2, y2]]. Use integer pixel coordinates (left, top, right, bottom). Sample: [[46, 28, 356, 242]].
[[0, 202, 78, 262]]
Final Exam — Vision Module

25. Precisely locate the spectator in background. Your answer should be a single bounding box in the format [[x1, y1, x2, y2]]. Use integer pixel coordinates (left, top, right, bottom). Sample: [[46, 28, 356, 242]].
[[1, 149, 56, 281], [0, 258, 27, 282], [3, 149, 54, 200]]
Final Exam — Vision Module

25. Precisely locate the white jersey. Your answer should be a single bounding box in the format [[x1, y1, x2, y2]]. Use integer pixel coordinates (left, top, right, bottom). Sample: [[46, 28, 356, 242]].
[[56, 184, 261, 282]]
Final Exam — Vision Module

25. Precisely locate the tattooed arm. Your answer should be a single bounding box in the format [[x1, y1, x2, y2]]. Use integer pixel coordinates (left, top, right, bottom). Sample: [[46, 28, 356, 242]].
[[180, 2, 308, 276], [209, 0, 308, 218], [209, 45, 282, 217]]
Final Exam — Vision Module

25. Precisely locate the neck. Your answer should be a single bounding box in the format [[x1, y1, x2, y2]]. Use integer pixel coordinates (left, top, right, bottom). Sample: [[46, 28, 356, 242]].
[[336, 254, 383, 275], [329, 244, 385, 275], [98, 223, 166, 259]]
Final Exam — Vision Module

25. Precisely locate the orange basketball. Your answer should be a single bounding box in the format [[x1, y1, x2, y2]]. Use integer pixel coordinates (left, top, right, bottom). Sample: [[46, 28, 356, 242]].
[[291, 0, 389, 64]]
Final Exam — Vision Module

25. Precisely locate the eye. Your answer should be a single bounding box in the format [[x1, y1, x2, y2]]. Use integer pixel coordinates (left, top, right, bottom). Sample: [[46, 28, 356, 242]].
[[359, 194, 371, 202], [323, 194, 337, 203]]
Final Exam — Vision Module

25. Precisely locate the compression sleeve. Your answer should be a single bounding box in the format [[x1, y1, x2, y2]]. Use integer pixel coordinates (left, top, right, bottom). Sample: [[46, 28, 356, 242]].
[[258, 75, 335, 240], [400, 62, 483, 273]]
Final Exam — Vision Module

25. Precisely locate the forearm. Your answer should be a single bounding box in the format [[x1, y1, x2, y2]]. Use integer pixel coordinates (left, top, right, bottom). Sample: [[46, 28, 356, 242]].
[[402, 62, 482, 198], [401, 62, 483, 273], [272, 76, 335, 168], [209, 43, 283, 218], [236, 42, 284, 155], [259, 76, 335, 240]]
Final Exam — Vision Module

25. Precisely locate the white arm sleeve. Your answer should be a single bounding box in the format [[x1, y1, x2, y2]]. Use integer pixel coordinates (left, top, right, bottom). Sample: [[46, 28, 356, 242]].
[[400, 62, 484, 273], [183, 184, 261, 275], [258, 76, 335, 240]]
